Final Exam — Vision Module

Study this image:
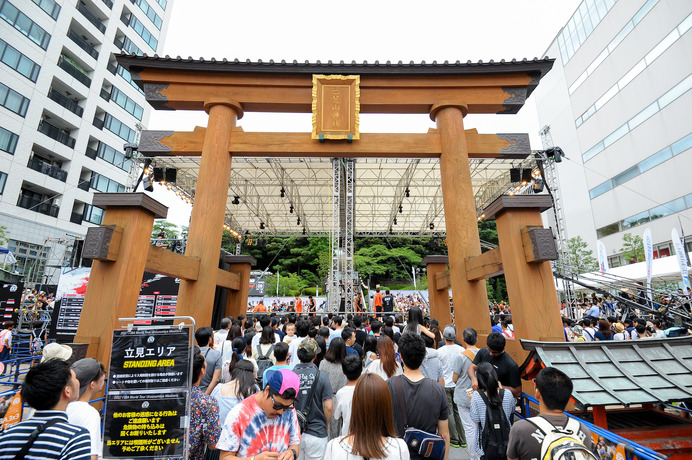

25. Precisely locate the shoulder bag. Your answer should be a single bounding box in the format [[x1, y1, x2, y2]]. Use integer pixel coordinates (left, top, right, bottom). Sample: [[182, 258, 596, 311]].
[[395, 376, 445, 460], [296, 368, 320, 433]]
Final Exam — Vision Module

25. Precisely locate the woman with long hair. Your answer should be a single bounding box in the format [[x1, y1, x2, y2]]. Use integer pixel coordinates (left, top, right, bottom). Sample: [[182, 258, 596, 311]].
[[594, 319, 613, 341], [363, 335, 379, 369], [469, 362, 514, 459], [321, 337, 349, 440], [325, 373, 409, 460], [365, 335, 402, 381], [221, 337, 249, 383], [314, 335, 328, 368], [403, 306, 436, 340], [210, 360, 259, 424], [219, 325, 243, 365]]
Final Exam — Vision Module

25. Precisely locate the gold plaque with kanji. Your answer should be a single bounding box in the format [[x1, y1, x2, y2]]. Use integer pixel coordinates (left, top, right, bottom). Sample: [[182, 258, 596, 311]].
[[312, 75, 360, 140]]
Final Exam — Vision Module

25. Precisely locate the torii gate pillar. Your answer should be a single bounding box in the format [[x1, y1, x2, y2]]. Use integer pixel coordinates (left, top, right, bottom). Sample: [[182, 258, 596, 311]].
[[175, 100, 243, 326], [432, 104, 491, 336]]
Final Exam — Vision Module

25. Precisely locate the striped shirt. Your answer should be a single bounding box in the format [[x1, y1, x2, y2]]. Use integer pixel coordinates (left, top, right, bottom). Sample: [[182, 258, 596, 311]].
[[0, 410, 91, 460]]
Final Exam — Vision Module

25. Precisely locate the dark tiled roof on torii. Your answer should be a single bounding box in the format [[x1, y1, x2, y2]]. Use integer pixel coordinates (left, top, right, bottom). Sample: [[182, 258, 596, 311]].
[[520, 337, 692, 408], [116, 53, 554, 97]]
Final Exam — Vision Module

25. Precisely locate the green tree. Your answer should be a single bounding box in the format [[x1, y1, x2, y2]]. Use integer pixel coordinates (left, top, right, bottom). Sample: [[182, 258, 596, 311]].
[[265, 272, 309, 296], [151, 220, 180, 239], [354, 244, 422, 285], [620, 233, 645, 263], [0, 225, 8, 247], [566, 236, 598, 273]]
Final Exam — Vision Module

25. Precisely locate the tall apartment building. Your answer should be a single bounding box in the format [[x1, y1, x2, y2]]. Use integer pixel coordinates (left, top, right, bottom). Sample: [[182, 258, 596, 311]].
[[0, 0, 173, 284], [534, 0, 692, 268]]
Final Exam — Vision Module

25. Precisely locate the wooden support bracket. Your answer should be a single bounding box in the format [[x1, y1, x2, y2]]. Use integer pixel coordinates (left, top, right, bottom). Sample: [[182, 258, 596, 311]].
[[466, 247, 504, 281], [216, 269, 241, 291], [82, 225, 123, 262], [434, 271, 451, 291], [521, 226, 559, 263], [145, 245, 200, 280]]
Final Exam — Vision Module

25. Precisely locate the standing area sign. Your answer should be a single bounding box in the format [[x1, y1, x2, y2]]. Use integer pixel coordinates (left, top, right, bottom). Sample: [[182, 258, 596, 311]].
[[103, 319, 194, 458]]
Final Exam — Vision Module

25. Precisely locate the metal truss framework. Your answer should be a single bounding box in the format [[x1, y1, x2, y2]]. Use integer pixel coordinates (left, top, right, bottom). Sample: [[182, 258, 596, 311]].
[[150, 155, 540, 238]]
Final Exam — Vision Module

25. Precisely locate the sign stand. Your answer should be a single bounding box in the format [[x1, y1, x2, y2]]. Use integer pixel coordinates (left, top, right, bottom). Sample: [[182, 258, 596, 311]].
[[103, 316, 195, 459]]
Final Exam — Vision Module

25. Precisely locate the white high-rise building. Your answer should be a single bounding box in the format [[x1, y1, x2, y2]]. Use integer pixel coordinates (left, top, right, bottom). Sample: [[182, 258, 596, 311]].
[[0, 0, 173, 285], [534, 0, 692, 268]]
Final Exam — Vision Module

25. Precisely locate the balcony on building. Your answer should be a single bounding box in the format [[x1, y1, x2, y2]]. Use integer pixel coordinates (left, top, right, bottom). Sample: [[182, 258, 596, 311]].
[[37, 118, 76, 149], [67, 24, 100, 60], [16, 186, 60, 218], [78, 168, 93, 191], [57, 52, 92, 87], [76, 0, 106, 34], [27, 154, 68, 182], [70, 201, 86, 224], [47, 87, 84, 117]]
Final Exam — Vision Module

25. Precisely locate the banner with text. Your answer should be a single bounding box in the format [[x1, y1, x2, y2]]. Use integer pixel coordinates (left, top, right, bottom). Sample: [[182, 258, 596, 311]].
[[103, 327, 191, 459]]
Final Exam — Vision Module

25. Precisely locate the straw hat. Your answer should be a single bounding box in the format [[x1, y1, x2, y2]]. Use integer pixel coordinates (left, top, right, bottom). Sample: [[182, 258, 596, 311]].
[[613, 323, 625, 334]]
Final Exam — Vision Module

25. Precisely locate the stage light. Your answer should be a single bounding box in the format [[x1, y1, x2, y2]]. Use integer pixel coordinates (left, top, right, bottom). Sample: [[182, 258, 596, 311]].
[[259, 222, 265, 230], [429, 222, 435, 230], [297, 217, 301, 225], [302, 227, 306, 235], [143, 175, 154, 192], [232, 196, 240, 205], [405, 188, 410, 198], [509, 168, 521, 183], [393, 217, 397, 225], [280, 187, 285, 198], [533, 179, 545, 193], [399, 204, 403, 213], [546, 146, 564, 163], [289, 204, 294, 214]]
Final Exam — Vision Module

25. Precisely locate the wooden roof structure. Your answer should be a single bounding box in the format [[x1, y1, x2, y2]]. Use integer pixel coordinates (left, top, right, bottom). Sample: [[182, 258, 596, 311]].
[[118, 54, 554, 237]]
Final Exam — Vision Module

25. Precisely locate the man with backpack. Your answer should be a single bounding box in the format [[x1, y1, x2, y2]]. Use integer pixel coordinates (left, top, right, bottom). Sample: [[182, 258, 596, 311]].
[[507, 367, 597, 460]]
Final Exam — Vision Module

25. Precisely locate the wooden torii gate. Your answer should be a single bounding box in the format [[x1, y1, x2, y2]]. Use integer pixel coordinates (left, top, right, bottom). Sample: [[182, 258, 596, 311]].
[[76, 56, 564, 366]]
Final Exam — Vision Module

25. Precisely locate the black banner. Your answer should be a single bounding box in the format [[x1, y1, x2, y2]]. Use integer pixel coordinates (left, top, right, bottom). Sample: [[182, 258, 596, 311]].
[[0, 282, 22, 324], [104, 327, 191, 459], [103, 392, 187, 458]]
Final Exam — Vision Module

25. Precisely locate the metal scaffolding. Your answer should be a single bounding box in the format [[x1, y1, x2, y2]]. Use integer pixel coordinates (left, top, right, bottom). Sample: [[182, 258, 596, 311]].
[[328, 158, 342, 311]]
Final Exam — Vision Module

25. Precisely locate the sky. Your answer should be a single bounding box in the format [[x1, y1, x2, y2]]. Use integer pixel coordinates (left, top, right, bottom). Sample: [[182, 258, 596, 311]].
[[147, 0, 583, 228]]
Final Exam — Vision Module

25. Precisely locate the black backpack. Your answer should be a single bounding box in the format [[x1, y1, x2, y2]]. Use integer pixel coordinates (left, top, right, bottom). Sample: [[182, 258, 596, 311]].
[[477, 389, 510, 460], [256, 344, 274, 385]]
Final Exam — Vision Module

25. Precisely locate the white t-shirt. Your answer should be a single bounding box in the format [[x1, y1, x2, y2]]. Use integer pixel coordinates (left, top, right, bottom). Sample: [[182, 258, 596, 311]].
[[213, 329, 229, 349], [435, 343, 463, 387], [251, 332, 281, 350], [365, 359, 403, 382], [67, 401, 103, 458], [325, 436, 410, 460], [334, 385, 356, 437], [288, 336, 306, 367]]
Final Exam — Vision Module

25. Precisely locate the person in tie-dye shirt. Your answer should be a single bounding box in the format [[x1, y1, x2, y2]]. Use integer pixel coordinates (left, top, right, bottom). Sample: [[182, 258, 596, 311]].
[[218, 368, 301, 460]]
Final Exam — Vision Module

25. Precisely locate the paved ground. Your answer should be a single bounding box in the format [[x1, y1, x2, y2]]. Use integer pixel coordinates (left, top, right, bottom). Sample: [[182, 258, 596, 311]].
[[449, 445, 472, 460]]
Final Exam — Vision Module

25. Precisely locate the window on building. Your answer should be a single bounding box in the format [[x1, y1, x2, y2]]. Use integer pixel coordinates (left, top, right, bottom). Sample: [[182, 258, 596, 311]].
[[0, 38, 41, 81], [83, 204, 104, 224], [31, 0, 60, 20], [110, 86, 143, 120], [128, 14, 158, 51], [0, 170, 7, 194], [103, 113, 136, 142], [0, 81, 29, 117], [90, 172, 125, 193], [0, 0, 51, 49], [97, 141, 133, 171], [134, 0, 162, 29], [0, 127, 18, 154]]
